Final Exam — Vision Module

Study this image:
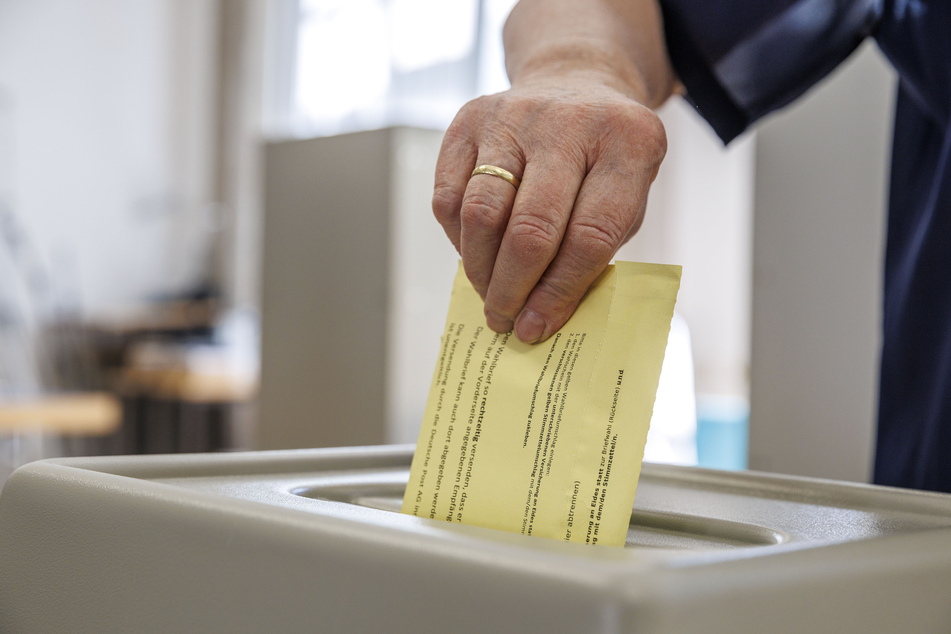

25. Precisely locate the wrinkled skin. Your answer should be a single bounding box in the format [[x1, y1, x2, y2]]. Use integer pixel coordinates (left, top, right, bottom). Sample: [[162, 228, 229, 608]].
[[431, 0, 676, 343]]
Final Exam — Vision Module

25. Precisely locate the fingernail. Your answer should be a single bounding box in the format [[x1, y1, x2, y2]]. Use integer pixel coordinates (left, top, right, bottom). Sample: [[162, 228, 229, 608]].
[[485, 310, 514, 334], [515, 310, 546, 344]]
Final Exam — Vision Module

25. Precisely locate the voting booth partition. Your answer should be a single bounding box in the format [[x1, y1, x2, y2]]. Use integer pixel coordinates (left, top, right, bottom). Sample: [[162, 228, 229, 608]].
[[1, 445, 951, 632]]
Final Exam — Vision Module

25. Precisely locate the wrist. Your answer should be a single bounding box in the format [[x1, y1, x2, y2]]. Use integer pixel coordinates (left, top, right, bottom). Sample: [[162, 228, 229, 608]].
[[506, 40, 675, 109]]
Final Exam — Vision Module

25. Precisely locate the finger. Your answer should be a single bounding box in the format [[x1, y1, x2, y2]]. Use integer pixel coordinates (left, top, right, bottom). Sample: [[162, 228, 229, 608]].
[[513, 162, 651, 343], [432, 120, 480, 253], [458, 151, 523, 320], [482, 154, 586, 333]]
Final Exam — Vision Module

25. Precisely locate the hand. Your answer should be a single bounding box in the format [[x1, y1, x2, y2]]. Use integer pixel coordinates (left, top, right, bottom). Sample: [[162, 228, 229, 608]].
[[432, 74, 668, 343]]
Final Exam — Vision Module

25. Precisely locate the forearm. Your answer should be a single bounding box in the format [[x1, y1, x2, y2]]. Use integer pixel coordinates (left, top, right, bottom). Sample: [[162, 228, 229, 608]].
[[503, 0, 677, 108]]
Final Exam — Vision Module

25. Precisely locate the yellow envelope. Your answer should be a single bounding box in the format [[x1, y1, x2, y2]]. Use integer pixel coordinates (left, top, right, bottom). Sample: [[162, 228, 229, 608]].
[[401, 261, 681, 547]]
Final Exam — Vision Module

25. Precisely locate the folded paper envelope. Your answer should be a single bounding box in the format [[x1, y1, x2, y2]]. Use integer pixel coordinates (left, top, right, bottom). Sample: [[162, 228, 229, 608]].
[[402, 261, 681, 547]]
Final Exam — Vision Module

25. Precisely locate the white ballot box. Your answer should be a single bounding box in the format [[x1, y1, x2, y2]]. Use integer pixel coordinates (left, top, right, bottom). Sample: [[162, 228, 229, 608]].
[[1, 445, 950, 633]]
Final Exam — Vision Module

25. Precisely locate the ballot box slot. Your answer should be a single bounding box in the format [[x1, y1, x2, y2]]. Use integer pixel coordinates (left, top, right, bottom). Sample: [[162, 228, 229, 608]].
[[292, 481, 786, 550]]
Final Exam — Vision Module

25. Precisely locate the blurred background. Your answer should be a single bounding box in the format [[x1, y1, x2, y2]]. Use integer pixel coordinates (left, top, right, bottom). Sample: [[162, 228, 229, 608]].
[[0, 0, 893, 486]]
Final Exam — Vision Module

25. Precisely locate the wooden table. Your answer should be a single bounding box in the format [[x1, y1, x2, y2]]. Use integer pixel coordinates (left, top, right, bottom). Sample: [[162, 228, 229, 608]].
[[0, 392, 122, 435]]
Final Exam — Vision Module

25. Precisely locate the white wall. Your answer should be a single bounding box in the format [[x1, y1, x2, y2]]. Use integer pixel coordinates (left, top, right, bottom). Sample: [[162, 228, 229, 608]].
[[0, 0, 219, 325], [618, 99, 755, 402], [749, 43, 894, 482], [257, 128, 456, 450]]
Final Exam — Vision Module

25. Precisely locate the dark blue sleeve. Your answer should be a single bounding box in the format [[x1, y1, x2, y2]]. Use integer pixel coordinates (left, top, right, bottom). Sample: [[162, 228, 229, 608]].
[[658, 0, 885, 143], [875, 1, 950, 126]]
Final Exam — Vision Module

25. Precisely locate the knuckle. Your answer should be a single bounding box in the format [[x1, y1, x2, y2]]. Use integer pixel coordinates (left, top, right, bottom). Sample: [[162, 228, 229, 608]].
[[507, 215, 563, 257], [635, 109, 668, 164], [596, 105, 668, 169], [448, 97, 487, 130], [432, 185, 462, 224], [460, 192, 508, 231], [568, 217, 625, 264]]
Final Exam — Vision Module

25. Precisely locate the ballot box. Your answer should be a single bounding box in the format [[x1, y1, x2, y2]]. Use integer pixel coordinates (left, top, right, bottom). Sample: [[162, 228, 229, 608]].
[[1, 445, 950, 633]]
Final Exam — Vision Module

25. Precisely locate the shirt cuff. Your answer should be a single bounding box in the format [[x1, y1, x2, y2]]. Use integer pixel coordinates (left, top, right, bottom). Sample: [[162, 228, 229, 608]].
[[659, 0, 884, 144]]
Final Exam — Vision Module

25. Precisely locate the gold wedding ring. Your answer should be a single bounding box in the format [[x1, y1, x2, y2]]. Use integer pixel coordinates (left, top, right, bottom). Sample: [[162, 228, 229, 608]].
[[471, 164, 520, 190]]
